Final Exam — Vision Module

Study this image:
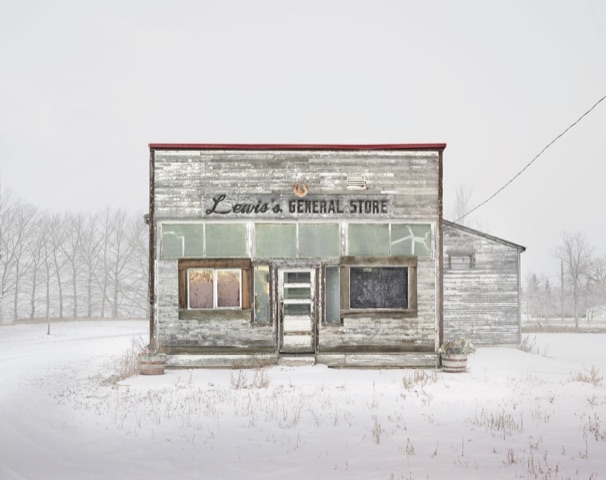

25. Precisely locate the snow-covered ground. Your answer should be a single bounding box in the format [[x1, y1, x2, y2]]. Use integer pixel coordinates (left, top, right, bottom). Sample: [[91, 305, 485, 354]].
[[1, 321, 605, 479]]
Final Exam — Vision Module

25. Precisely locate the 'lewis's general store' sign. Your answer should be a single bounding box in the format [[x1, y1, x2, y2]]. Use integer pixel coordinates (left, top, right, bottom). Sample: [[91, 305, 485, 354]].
[[202, 194, 392, 218]]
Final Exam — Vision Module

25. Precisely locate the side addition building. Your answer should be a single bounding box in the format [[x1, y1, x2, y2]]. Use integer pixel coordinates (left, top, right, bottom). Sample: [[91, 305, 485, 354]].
[[443, 220, 526, 346]]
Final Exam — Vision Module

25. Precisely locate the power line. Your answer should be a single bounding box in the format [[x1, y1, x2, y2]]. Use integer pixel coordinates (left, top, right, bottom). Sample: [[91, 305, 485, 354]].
[[456, 94, 606, 223]]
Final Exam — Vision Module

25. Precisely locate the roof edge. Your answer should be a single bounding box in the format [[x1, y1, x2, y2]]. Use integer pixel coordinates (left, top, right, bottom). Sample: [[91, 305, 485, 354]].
[[443, 220, 526, 252], [148, 143, 447, 152]]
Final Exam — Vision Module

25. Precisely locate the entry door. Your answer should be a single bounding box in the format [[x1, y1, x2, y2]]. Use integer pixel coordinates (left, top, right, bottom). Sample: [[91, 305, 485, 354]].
[[278, 268, 315, 353]]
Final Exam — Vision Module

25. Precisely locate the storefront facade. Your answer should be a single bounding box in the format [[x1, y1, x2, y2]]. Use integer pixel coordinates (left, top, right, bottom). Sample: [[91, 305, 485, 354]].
[[149, 144, 446, 367]]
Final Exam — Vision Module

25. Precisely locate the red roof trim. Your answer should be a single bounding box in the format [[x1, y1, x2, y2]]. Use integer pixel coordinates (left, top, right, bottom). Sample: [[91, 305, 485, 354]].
[[149, 143, 446, 151]]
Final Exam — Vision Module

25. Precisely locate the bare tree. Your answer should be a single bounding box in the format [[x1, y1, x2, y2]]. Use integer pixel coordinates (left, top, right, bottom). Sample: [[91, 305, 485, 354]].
[[0, 190, 17, 323], [524, 273, 541, 319], [587, 255, 606, 284], [95, 208, 114, 317], [49, 213, 69, 318], [26, 210, 45, 319], [9, 200, 37, 321], [60, 213, 86, 318], [447, 184, 485, 230], [554, 231, 593, 329], [118, 213, 149, 318], [586, 254, 606, 309], [79, 212, 102, 317]]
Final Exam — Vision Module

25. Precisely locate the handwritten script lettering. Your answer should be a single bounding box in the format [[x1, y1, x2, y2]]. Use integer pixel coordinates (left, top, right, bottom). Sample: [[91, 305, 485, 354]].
[[202, 194, 390, 217]]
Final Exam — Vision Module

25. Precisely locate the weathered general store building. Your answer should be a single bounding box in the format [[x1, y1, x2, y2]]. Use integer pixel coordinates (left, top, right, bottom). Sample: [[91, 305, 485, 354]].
[[443, 220, 525, 346], [148, 143, 446, 368]]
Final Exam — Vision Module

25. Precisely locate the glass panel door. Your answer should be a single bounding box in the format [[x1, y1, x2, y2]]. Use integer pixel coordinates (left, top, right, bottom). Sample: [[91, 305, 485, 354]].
[[278, 269, 315, 353]]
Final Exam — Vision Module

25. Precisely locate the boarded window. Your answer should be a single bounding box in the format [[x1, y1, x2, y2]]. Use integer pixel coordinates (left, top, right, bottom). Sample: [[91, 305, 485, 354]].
[[340, 256, 417, 314], [350, 267, 408, 309], [448, 254, 475, 270]]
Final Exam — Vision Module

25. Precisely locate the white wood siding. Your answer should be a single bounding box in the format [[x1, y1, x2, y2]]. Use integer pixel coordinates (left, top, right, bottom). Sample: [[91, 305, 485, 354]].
[[443, 224, 523, 346], [151, 148, 443, 360]]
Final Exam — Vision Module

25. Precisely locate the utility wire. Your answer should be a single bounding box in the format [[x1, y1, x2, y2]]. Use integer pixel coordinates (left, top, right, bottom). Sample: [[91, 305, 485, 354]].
[[456, 94, 606, 223]]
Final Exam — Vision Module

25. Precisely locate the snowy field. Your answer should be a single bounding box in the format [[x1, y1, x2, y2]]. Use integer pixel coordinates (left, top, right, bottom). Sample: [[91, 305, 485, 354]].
[[1, 320, 605, 480]]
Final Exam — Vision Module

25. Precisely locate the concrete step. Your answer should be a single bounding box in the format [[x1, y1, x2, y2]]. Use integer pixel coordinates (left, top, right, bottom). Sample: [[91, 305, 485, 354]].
[[278, 355, 316, 367]]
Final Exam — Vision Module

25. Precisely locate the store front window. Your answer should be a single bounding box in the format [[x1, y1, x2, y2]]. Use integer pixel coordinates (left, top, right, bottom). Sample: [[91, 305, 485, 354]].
[[339, 256, 417, 315]]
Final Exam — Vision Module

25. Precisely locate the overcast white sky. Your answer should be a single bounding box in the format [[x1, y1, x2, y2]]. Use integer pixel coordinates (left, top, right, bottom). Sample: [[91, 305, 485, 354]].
[[1, 0, 605, 279]]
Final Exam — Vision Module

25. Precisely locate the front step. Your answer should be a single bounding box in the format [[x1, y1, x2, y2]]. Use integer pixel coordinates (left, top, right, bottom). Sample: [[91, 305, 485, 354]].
[[316, 352, 440, 368], [278, 355, 316, 367]]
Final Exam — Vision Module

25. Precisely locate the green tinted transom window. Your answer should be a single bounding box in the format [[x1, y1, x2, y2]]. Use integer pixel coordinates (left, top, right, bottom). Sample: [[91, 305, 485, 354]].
[[161, 223, 247, 259]]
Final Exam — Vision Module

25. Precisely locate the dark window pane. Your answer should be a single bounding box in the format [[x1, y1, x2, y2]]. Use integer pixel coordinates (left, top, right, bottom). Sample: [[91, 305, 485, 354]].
[[285, 271, 311, 284], [350, 267, 407, 309], [284, 287, 311, 300], [284, 303, 311, 316]]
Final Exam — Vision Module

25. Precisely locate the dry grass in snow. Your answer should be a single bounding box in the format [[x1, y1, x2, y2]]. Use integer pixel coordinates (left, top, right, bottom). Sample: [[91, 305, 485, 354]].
[[1, 321, 605, 479]]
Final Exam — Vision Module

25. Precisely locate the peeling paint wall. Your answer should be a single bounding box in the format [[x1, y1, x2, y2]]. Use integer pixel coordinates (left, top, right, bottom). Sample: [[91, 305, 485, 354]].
[[443, 223, 523, 346], [150, 147, 444, 366]]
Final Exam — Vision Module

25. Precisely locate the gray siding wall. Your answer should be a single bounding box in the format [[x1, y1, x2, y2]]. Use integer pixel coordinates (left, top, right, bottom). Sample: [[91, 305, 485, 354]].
[[152, 148, 442, 354], [443, 225, 522, 346], [153, 150, 441, 221], [319, 257, 437, 352]]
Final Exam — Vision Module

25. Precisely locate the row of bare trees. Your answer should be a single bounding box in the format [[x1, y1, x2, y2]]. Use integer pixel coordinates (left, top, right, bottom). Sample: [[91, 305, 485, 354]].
[[0, 191, 148, 323], [525, 231, 606, 328]]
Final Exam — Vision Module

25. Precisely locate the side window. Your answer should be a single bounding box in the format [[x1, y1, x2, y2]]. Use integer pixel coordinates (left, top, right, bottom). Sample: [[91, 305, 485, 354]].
[[178, 259, 251, 311], [448, 253, 475, 270]]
